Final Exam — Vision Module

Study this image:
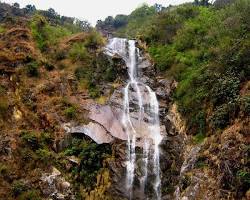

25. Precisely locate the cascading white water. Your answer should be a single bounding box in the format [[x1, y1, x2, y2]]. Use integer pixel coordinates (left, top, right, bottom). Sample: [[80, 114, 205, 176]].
[[106, 38, 163, 200]]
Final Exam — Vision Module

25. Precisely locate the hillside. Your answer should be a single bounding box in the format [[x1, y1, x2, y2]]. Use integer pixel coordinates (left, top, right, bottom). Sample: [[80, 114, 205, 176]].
[[0, 3, 122, 199], [97, 0, 250, 199]]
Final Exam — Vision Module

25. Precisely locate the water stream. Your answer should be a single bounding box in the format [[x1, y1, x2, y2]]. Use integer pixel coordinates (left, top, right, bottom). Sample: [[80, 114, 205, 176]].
[[106, 38, 163, 200]]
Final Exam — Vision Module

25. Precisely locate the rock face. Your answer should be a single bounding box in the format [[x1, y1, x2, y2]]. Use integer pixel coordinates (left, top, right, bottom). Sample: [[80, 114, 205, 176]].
[[40, 167, 74, 200], [64, 38, 181, 199]]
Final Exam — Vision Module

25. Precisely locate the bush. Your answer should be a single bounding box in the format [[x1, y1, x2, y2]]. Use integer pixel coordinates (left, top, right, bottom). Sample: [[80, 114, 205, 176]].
[[26, 62, 39, 77], [211, 104, 230, 129], [64, 106, 77, 119], [11, 181, 27, 197], [0, 25, 5, 33], [84, 31, 104, 49], [19, 190, 41, 200], [0, 163, 8, 175], [40, 132, 53, 146], [20, 131, 40, 150], [88, 85, 101, 98], [239, 95, 250, 116], [64, 138, 111, 189], [237, 170, 250, 185], [69, 43, 89, 62], [30, 15, 72, 51], [35, 148, 53, 165]]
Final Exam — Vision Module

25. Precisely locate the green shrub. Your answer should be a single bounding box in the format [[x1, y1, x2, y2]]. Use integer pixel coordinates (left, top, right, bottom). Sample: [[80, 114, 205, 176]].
[[148, 45, 176, 71], [240, 95, 250, 116], [210, 104, 232, 129], [26, 62, 39, 77], [64, 138, 111, 189], [193, 132, 206, 144], [20, 131, 40, 150], [0, 163, 8, 175], [74, 66, 91, 80], [35, 148, 53, 165], [64, 106, 77, 119], [210, 75, 240, 106], [19, 190, 41, 200], [84, 31, 104, 49], [0, 25, 5, 33], [88, 85, 101, 98], [103, 66, 116, 82], [237, 170, 250, 185], [11, 181, 27, 197], [30, 15, 72, 51], [69, 43, 89, 62], [40, 132, 53, 146]]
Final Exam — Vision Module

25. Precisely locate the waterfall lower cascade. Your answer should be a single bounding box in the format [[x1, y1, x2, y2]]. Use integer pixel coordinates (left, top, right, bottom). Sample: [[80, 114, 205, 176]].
[[106, 38, 163, 200]]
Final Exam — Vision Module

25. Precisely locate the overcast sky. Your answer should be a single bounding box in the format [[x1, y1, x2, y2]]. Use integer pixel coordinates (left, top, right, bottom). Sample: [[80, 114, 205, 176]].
[[2, 0, 192, 25]]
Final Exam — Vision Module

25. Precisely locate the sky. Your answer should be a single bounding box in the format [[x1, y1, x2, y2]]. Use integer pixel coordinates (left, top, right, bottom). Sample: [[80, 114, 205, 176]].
[[2, 0, 192, 25]]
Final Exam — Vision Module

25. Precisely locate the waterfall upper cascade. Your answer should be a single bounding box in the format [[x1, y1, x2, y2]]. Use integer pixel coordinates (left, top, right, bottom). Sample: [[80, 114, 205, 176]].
[[106, 38, 163, 200]]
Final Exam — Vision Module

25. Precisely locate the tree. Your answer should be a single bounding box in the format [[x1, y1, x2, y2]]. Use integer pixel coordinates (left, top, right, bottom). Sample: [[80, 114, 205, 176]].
[[13, 3, 20, 8], [114, 15, 128, 28], [75, 19, 91, 31], [25, 4, 36, 14]]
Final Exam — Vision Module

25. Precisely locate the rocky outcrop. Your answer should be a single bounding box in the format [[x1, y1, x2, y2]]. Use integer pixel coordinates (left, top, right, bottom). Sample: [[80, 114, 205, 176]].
[[40, 167, 74, 200]]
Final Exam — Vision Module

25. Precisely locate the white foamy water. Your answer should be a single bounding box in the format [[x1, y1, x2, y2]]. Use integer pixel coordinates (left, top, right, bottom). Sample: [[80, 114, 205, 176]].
[[106, 38, 163, 200]]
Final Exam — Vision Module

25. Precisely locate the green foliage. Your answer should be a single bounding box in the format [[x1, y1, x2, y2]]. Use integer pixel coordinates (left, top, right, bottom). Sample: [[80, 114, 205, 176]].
[[114, 4, 158, 38], [84, 30, 104, 49], [40, 132, 53, 146], [65, 138, 111, 189], [0, 163, 8, 175], [26, 61, 39, 77], [74, 53, 116, 98], [193, 132, 206, 144], [69, 43, 89, 62], [21, 131, 40, 150], [35, 148, 54, 165], [11, 181, 27, 197], [148, 45, 176, 71], [0, 25, 5, 33], [64, 106, 77, 119], [19, 190, 41, 200], [30, 15, 72, 51], [240, 95, 250, 116], [237, 170, 250, 185], [132, 0, 250, 135]]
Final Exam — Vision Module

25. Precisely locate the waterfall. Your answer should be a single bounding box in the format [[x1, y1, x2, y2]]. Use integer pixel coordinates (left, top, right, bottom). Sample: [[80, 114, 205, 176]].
[[106, 38, 163, 200]]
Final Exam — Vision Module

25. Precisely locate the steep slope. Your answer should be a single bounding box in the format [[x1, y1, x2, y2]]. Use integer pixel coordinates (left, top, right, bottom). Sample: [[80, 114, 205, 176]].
[[97, 0, 250, 199]]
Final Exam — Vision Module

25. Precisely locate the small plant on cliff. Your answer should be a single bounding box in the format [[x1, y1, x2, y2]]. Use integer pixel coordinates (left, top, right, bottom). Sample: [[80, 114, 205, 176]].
[[26, 61, 39, 77], [19, 190, 41, 200], [64, 106, 77, 119], [0, 163, 8, 176], [0, 25, 5, 33], [11, 180, 27, 197], [35, 148, 54, 165], [69, 43, 89, 62]]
